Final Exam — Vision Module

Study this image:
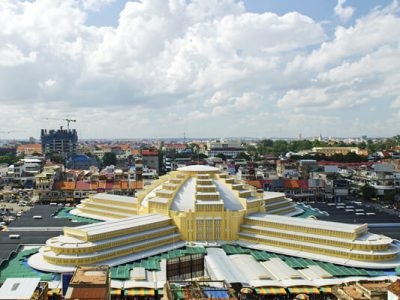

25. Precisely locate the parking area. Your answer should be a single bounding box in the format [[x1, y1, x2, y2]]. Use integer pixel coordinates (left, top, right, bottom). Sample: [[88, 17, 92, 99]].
[[0, 204, 90, 274], [302, 201, 400, 240], [8, 205, 89, 228], [304, 201, 400, 224], [0, 230, 62, 267]]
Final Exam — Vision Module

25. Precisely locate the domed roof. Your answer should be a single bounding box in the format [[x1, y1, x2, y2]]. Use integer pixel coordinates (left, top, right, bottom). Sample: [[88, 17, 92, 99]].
[[177, 165, 219, 172]]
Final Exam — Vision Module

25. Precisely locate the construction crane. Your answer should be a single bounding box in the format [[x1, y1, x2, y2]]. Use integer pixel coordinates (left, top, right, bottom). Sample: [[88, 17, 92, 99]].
[[44, 118, 77, 130]]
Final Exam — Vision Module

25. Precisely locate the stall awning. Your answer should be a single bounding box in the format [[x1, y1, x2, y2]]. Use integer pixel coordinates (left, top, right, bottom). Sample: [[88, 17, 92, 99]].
[[124, 288, 155, 296], [295, 294, 309, 300], [288, 287, 320, 294], [111, 289, 122, 296], [255, 287, 287, 295], [320, 287, 332, 293], [47, 288, 62, 296]]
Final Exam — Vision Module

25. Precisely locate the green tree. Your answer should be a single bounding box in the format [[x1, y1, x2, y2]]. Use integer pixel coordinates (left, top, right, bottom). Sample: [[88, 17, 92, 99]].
[[215, 153, 226, 160], [0, 155, 18, 165], [384, 190, 396, 204], [102, 152, 117, 166], [272, 140, 288, 156], [235, 152, 251, 161], [245, 144, 257, 157], [256, 139, 273, 155], [361, 184, 375, 200], [48, 154, 65, 164], [198, 153, 208, 160]]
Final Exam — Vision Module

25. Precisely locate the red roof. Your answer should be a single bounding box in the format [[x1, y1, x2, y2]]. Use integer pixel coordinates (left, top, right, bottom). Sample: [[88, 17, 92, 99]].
[[129, 181, 144, 189], [165, 143, 187, 149], [298, 179, 309, 189], [142, 150, 158, 156], [54, 181, 76, 190], [76, 181, 91, 190], [283, 179, 301, 189], [247, 180, 262, 189], [113, 181, 121, 190], [90, 182, 99, 190], [69, 287, 107, 299], [17, 143, 42, 153], [121, 181, 129, 190]]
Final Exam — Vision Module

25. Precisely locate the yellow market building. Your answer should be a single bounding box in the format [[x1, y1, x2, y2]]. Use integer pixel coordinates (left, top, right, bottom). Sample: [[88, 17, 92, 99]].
[[29, 165, 400, 272]]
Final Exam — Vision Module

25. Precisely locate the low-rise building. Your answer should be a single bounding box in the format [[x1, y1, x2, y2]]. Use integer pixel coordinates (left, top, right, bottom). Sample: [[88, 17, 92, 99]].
[[0, 278, 48, 300], [65, 266, 110, 300], [334, 281, 392, 300], [142, 149, 160, 174], [313, 146, 368, 157], [388, 280, 400, 300], [66, 154, 100, 170], [16, 143, 42, 156]]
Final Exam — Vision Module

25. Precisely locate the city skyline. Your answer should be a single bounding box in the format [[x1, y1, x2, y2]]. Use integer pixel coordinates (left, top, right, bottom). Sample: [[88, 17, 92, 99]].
[[1, 0, 399, 139]]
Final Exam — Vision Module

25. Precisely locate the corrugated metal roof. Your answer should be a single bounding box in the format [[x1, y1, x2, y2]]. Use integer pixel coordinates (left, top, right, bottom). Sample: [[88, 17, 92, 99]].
[[67, 287, 108, 299]]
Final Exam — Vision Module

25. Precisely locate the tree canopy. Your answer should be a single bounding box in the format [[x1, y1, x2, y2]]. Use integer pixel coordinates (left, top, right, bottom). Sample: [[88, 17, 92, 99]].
[[102, 152, 117, 166]]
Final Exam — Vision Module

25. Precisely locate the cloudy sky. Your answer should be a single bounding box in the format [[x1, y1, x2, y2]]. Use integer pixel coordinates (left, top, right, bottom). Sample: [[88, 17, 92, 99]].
[[0, 0, 399, 139]]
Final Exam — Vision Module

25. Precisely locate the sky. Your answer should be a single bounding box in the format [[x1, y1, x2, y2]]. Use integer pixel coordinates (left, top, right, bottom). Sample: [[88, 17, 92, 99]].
[[0, 0, 399, 139]]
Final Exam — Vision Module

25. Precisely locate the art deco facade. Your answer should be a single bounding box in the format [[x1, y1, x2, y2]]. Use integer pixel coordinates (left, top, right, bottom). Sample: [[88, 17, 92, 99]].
[[29, 165, 400, 272]]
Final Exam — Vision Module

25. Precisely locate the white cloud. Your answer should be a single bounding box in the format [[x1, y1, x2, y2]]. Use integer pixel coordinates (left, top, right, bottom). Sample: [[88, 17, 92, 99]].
[[334, 0, 354, 22], [80, 0, 115, 11], [39, 79, 56, 88], [279, 45, 400, 111], [0, 0, 399, 138], [288, 6, 400, 72], [391, 96, 400, 108], [0, 44, 36, 66]]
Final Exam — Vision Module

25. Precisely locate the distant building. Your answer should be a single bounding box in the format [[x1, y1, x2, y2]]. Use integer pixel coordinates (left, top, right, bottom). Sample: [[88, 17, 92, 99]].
[[66, 154, 100, 170], [312, 147, 367, 156], [164, 143, 188, 152], [16, 143, 42, 156], [142, 149, 160, 174], [205, 139, 244, 158], [41, 127, 78, 159], [65, 266, 110, 300]]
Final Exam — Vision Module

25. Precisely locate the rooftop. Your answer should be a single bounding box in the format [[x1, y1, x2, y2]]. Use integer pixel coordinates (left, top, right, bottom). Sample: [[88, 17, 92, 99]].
[[70, 266, 109, 285], [177, 165, 219, 172], [74, 214, 170, 237], [91, 193, 138, 204], [247, 213, 366, 234], [0, 278, 40, 300]]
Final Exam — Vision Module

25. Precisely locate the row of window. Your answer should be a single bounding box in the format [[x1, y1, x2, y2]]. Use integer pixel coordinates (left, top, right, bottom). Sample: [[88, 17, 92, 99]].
[[195, 219, 222, 241], [52, 228, 176, 254], [196, 186, 217, 192], [83, 220, 171, 242], [242, 227, 389, 251], [45, 237, 176, 265], [245, 219, 357, 239], [79, 208, 129, 220], [240, 235, 395, 262], [86, 203, 137, 214], [94, 199, 138, 208]]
